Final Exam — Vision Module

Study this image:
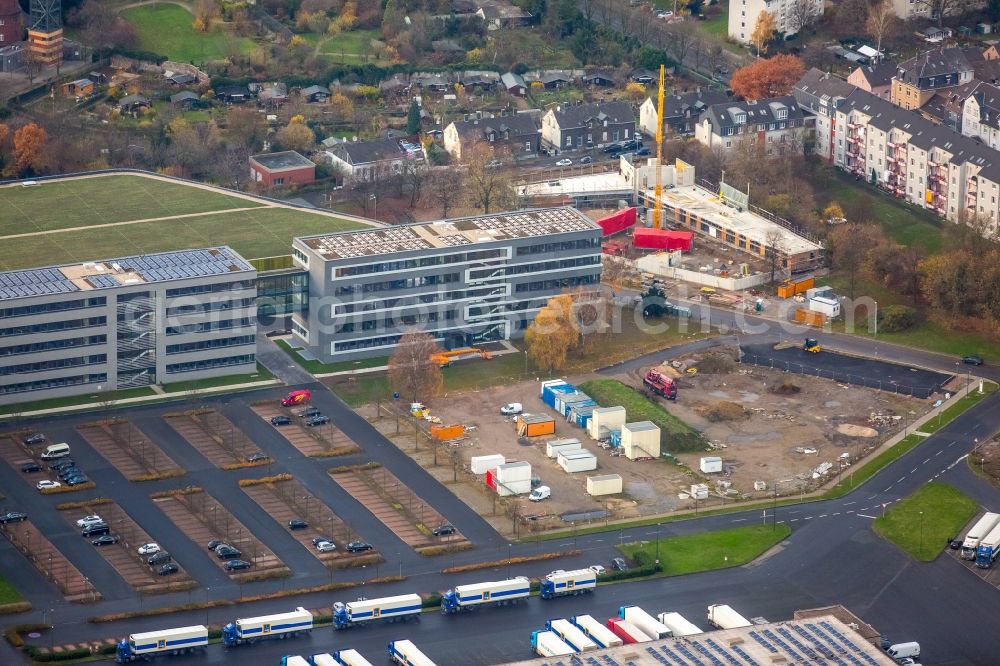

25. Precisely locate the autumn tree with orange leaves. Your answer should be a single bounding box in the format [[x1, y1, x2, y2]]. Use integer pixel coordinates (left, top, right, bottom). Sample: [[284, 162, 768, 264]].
[[13, 123, 48, 175], [730, 55, 805, 101]]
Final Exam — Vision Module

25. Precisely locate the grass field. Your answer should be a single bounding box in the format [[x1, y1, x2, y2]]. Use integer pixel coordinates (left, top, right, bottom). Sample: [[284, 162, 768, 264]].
[[0, 575, 23, 604], [0, 177, 365, 268], [621, 524, 791, 575], [873, 482, 978, 561], [579, 378, 706, 453], [122, 4, 254, 62], [1, 176, 259, 235]]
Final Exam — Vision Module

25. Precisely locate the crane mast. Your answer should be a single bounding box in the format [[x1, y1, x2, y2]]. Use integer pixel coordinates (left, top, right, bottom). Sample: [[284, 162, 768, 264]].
[[653, 64, 666, 230]]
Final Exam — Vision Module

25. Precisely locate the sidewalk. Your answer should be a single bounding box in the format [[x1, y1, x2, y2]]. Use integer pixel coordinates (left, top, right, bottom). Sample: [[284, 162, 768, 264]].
[[312, 340, 523, 378]]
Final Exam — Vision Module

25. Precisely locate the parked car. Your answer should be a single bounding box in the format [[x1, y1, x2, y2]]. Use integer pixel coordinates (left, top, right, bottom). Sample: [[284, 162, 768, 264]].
[[58, 468, 82, 480], [158, 563, 180, 576], [147, 551, 172, 566], [20, 462, 41, 473], [0, 511, 27, 523], [65, 475, 90, 486], [91, 535, 120, 547], [500, 402, 523, 415], [207, 539, 225, 550], [48, 459, 76, 471], [215, 545, 242, 560], [76, 515, 104, 528], [949, 538, 963, 550], [346, 541, 373, 553], [431, 524, 456, 536], [288, 519, 308, 530], [247, 452, 268, 463], [589, 564, 606, 576], [612, 557, 629, 571], [603, 142, 624, 153], [23, 433, 46, 446], [315, 540, 336, 553], [224, 559, 251, 571], [270, 415, 291, 426], [555, 158, 573, 166], [297, 406, 321, 418], [580, 155, 593, 164], [311, 536, 332, 547], [305, 415, 330, 427], [962, 355, 984, 366], [82, 523, 110, 537], [137, 543, 161, 556], [635, 147, 651, 156], [36, 480, 61, 491]]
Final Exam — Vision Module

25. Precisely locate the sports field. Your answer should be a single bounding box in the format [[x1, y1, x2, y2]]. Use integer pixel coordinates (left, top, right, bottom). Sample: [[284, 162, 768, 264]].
[[0, 175, 366, 270]]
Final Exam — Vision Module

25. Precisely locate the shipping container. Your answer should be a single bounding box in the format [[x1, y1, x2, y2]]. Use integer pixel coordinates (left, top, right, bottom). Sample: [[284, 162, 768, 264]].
[[485, 469, 497, 490], [809, 296, 841, 317], [699, 456, 722, 473], [558, 450, 598, 473], [586, 474, 623, 496], [777, 276, 815, 298], [606, 618, 652, 644], [794, 308, 827, 327], [634, 228, 694, 251], [540, 381, 571, 408], [496, 461, 532, 482], [517, 414, 556, 437], [546, 439, 582, 458], [431, 424, 465, 441], [496, 479, 532, 497], [622, 421, 661, 460], [560, 394, 593, 417], [571, 615, 623, 648], [588, 407, 626, 440], [657, 612, 703, 637], [471, 454, 505, 475], [596, 207, 637, 237]]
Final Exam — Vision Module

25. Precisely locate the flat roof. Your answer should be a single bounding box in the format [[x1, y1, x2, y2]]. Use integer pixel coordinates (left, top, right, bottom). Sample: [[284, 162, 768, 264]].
[[624, 420, 659, 432], [0, 247, 253, 302], [251, 150, 315, 172], [297, 207, 598, 260], [501, 614, 896, 666]]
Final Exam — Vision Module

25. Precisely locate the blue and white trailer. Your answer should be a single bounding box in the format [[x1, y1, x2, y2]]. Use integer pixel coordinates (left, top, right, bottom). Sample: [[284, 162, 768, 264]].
[[975, 522, 1000, 568], [441, 576, 530, 613], [223, 607, 313, 647], [116, 625, 208, 663], [531, 630, 575, 657], [327, 650, 374, 666], [279, 657, 311, 666], [387, 639, 437, 666], [546, 618, 598, 652], [539, 569, 596, 600], [961, 512, 1000, 560], [570, 614, 623, 648], [333, 594, 423, 629]]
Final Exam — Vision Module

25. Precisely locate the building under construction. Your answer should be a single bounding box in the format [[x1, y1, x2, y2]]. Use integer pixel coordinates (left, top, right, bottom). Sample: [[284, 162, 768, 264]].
[[28, 0, 62, 67]]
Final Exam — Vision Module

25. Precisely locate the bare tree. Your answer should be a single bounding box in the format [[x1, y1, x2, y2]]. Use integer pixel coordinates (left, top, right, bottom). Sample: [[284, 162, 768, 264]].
[[465, 142, 516, 214], [916, 0, 970, 27], [788, 0, 821, 35], [663, 22, 697, 68], [401, 158, 427, 208], [429, 168, 464, 218], [388, 329, 444, 403], [866, 0, 897, 58], [764, 228, 786, 287]]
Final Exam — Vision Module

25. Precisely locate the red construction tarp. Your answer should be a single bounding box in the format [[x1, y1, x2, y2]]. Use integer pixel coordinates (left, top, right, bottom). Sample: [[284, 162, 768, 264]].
[[633, 227, 694, 251], [596, 208, 637, 237]]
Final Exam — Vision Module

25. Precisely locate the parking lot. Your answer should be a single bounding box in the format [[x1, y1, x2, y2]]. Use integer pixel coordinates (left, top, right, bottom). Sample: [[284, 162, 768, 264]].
[[250, 402, 358, 458], [0, 519, 98, 602], [0, 434, 94, 493], [76, 420, 183, 482], [163, 409, 267, 469]]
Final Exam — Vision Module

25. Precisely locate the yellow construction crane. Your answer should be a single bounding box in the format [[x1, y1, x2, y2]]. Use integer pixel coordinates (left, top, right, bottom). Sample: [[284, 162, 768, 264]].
[[653, 64, 666, 230]]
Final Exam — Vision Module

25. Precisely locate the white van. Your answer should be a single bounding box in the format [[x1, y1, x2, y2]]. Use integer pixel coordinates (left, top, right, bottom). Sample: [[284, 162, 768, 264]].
[[529, 485, 551, 501], [886, 642, 920, 660], [40, 443, 70, 460]]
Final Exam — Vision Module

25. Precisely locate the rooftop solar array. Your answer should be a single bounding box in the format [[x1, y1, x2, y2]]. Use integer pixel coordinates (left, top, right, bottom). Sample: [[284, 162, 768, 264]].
[[299, 207, 598, 260], [0, 247, 253, 302]]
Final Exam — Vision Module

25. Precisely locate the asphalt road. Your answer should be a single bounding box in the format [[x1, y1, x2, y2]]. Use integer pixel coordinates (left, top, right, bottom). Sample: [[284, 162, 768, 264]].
[[1, 319, 999, 664]]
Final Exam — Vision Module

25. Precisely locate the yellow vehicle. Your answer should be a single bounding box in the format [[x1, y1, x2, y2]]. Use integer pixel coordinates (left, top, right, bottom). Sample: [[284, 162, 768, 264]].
[[804, 338, 822, 353], [430, 347, 493, 367], [699, 287, 717, 296], [410, 402, 429, 417]]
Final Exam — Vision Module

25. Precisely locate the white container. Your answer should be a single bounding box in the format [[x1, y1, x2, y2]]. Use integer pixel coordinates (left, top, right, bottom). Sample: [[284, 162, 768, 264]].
[[127, 625, 208, 657], [586, 474, 623, 496], [571, 615, 623, 648], [328, 651, 373, 666], [533, 631, 575, 657], [622, 421, 660, 460], [452, 577, 531, 607], [548, 618, 598, 652], [496, 460, 531, 482], [657, 611, 703, 637], [588, 406, 626, 439], [284, 658, 311, 666], [546, 438, 582, 458], [690, 483, 709, 500], [496, 478, 532, 496], [558, 450, 597, 473], [809, 295, 841, 317], [388, 640, 436, 666], [700, 456, 723, 473], [620, 605, 671, 639], [471, 454, 505, 475], [706, 604, 751, 629]]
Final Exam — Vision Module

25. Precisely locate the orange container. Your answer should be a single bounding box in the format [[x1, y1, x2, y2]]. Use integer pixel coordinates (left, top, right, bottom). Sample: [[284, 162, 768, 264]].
[[516, 414, 555, 437], [794, 308, 826, 327], [431, 424, 465, 440]]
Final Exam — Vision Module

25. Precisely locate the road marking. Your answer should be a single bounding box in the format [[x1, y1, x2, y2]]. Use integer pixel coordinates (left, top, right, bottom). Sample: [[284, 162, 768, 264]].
[[857, 514, 877, 519], [832, 513, 841, 516], [789, 510, 801, 514], [897, 477, 906, 484], [947, 441, 956, 447], [645, 531, 658, 536], [923, 458, 931, 464], [790, 519, 799, 522], [843, 501, 856, 506], [804, 516, 813, 520], [731, 518, 747, 522], [819, 514, 828, 518], [594, 539, 604, 543], [910, 468, 918, 474], [846, 510, 855, 514], [936, 450, 944, 456], [867, 495, 877, 500]]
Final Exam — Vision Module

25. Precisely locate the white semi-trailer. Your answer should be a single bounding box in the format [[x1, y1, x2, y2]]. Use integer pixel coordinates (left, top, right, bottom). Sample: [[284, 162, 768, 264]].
[[441, 577, 530, 613], [547, 618, 598, 652], [531, 630, 575, 657], [223, 608, 313, 647], [333, 594, 423, 629], [116, 625, 208, 662], [962, 512, 1000, 560], [657, 612, 703, 637], [539, 569, 597, 599], [706, 604, 751, 629], [387, 640, 436, 666], [619, 605, 671, 639], [570, 615, 623, 648], [329, 650, 375, 666]]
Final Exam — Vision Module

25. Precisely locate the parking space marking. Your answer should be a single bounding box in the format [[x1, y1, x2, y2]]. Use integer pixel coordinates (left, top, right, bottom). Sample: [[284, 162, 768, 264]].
[[857, 514, 877, 519]]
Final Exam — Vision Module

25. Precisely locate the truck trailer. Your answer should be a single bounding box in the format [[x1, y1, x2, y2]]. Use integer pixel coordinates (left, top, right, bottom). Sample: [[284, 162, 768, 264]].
[[116, 625, 208, 663], [531, 630, 575, 657], [975, 522, 1000, 568], [328, 650, 374, 666], [657, 612, 703, 637], [546, 618, 598, 652], [539, 569, 597, 599], [333, 594, 423, 629], [606, 618, 652, 644], [619, 605, 671, 639], [223, 608, 313, 647], [387, 640, 437, 666], [962, 512, 1000, 560], [279, 657, 311, 666], [570, 615, 623, 648], [441, 577, 530, 613], [706, 604, 751, 629]]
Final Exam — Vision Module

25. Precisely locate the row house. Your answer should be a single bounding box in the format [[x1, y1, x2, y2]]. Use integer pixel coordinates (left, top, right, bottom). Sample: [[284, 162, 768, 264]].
[[794, 71, 1000, 230], [962, 82, 1000, 150], [540, 101, 635, 153], [639, 90, 729, 137], [443, 111, 541, 161], [693, 96, 805, 155], [890, 47, 973, 110]]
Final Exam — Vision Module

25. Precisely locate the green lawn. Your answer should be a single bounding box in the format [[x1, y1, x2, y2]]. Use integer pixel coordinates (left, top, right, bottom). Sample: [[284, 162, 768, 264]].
[[161, 362, 276, 393], [0, 206, 365, 270], [579, 379, 706, 453], [621, 524, 791, 575], [1, 175, 259, 235], [276, 339, 389, 375], [0, 387, 157, 417], [316, 29, 380, 61], [873, 482, 978, 561], [0, 575, 23, 604], [122, 4, 254, 63]]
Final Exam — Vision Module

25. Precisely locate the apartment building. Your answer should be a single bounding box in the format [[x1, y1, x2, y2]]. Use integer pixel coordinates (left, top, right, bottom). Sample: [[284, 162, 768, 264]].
[[0, 247, 257, 405], [728, 0, 822, 44], [694, 96, 805, 155], [962, 82, 1000, 150], [890, 0, 984, 20], [794, 69, 857, 160], [891, 48, 973, 110], [540, 102, 635, 153], [794, 71, 1000, 230], [639, 90, 729, 137], [290, 207, 602, 362], [443, 112, 541, 161]]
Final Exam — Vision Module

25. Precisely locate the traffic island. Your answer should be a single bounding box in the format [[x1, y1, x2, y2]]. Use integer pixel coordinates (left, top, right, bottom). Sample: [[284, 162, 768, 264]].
[[873, 481, 978, 561], [620, 524, 792, 576]]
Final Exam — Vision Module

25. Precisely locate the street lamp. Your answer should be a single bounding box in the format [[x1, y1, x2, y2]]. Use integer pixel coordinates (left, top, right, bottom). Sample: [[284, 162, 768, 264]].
[[369, 193, 377, 222], [919, 510, 925, 555], [506, 543, 512, 577]]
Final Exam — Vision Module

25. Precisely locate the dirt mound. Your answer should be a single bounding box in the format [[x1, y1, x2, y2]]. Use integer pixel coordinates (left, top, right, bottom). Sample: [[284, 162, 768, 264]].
[[837, 423, 878, 438], [696, 401, 749, 422], [694, 353, 736, 374], [770, 382, 801, 395]]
